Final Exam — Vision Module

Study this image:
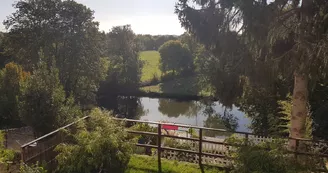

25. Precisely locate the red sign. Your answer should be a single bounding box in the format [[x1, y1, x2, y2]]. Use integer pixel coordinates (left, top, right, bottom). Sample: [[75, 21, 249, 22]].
[[162, 124, 178, 130]]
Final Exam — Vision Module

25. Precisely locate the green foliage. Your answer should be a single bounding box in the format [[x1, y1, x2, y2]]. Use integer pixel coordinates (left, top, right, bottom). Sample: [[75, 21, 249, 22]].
[[141, 76, 202, 96], [0, 131, 16, 165], [130, 123, 157, 145], [4, 0, 106, 106], [236, 78, 290, 137], [135, 35, 178, 51], [226, 136, 316, 173], [126, 155, 223, 173], [163, 138, 197, 162], [129, 123, 157, 155], [97, 25, 143, 119], [19, 64, 81, 136], [0, 62, 29, 128], [99, 25, 141, 93], [0, 33, 11, 68], [20, 163, 47, 173], [278, 95, 313, 138], [277, 94, 292, 135], [159, 40, 193, 75], [55, 108, 133, 173]]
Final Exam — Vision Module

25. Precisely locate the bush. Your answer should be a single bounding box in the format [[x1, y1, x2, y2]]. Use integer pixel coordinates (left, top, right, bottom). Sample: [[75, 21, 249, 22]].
[[20, 163, 47, 173], [0, 131, 17, 172], [19, 64, 81, 136], [129, 123, 158, 155], [226, 136, 317, 173], [55, 108, 133, 173]]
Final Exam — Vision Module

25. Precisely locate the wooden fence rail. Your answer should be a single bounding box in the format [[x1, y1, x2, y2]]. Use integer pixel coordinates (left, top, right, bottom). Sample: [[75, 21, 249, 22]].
[[21, 116, 328, 172]]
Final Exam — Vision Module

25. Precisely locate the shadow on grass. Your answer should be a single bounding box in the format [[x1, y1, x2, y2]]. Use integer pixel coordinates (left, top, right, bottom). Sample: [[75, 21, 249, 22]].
[[160, 76, 200, 96]]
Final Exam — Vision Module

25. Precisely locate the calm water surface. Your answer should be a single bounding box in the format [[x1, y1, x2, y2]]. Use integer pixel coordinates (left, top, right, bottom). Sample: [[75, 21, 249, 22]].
[[137, 97, 251, 133]]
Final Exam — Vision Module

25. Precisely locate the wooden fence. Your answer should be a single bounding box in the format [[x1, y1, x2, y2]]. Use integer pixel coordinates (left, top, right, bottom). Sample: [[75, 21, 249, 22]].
[[21, 117, 328, 172]]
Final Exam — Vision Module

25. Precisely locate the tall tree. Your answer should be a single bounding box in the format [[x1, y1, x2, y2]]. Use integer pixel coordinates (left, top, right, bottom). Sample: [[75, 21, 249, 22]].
[[0, 62, 29, 128], [0, 33, 11, 68], [97, 25, 142, 118], [159, 40, 193, 75], [4, 0, 107, 106], [176, 0, 328, 149]]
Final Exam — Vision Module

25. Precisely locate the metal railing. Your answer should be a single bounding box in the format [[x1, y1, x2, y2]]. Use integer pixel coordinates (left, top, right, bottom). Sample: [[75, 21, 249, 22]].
[[21, 116, 328, 172]]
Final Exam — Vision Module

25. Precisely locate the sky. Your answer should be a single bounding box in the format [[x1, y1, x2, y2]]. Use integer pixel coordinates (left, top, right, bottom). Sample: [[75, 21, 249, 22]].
[[0, 0, 186, 35]]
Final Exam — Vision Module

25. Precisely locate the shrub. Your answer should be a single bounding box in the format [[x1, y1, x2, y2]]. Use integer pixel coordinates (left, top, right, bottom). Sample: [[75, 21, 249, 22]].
[[226, 136, 317, 173], [55, 108, 133, 173], [129, 123, 157, 155], [20, 163, 47, 173], [19, 64, 81, 136], [0, 131, 17, 172]]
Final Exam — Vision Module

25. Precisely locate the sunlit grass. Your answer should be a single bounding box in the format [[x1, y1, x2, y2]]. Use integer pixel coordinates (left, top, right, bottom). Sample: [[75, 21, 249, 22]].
[[126, 155, 224, 173], [140, 51, 162, 82]]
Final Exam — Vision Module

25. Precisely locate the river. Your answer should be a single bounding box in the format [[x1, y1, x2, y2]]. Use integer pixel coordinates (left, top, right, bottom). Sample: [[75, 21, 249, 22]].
[[136, 97, 251, 133]]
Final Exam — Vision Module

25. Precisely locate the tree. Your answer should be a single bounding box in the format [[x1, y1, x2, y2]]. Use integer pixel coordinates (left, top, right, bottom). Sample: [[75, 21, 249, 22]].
[[55, 108, 133, 173], [19, 64, 81, 136], [4, 0, 107, 106], [0, 33, 11, 68], [97, 25, 142, 118], [179, 32, 201, 58], [176, 0, 328, 149], [0, 62, 29, 128], [159, 40, 193, 75]]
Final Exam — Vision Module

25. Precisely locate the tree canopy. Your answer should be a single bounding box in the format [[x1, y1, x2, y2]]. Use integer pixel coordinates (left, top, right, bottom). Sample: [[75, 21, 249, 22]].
[[176, 0, 328, 147], [4, 0, 107, 106], [159, 40, 193, 74]]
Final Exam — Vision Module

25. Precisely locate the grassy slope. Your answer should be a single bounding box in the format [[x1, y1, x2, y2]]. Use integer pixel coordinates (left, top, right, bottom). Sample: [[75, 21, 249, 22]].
[[139, 50, 213, 96], [140, 51, 162, 82], [126, 155, 224, 173]]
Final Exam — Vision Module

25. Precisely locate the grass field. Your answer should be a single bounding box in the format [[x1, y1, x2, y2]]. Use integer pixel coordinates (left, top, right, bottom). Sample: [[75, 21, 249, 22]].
[[139, 50, 213, 96], [140, 51, 162, 82], [126, 155, 224, 173]]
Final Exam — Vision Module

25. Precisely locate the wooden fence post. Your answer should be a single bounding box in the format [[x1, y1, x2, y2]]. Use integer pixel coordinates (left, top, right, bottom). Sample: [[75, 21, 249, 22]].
[[245, 134, 249, 146], [295, 139, 299, 159], [158, 124, 162, 173], [198, 128, 203, 165]]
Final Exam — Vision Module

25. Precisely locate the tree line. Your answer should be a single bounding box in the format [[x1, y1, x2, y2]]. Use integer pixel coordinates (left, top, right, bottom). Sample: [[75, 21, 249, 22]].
[[1, 0, 328, 146], [0, 0, 199, 136]]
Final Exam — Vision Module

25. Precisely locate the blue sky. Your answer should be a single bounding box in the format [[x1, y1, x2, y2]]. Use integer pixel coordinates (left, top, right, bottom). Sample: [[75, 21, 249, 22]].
[[0, 0, 186, 35]]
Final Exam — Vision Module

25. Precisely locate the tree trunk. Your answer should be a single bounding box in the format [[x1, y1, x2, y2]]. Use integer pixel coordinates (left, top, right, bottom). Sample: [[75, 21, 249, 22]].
[[289, 73, 308, 150]]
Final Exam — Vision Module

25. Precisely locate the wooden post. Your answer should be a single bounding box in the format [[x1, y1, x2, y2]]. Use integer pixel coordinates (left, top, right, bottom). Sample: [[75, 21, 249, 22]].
[[5, 130, 7, 148], [295, 139, 299, 159], [198, 128, 203, 165], [158, 124, 162, 173], [245, 134, 249, 146]]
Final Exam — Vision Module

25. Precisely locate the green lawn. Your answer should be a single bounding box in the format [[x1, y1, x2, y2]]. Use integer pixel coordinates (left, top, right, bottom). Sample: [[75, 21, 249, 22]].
[[140, 51, 162, 82], [126, 155, 225, 173], [139, 50, 213, 96]]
